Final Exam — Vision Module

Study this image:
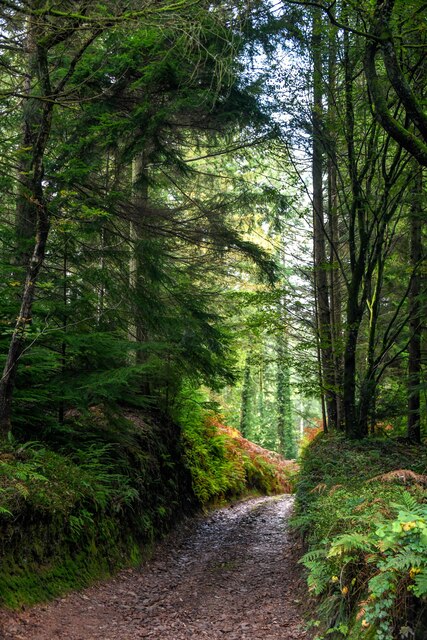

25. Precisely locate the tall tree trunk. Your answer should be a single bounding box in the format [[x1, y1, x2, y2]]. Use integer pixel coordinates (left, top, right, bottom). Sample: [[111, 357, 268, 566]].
[[312, 8, 337, 431], [129, 152, 150, 395], [0, 212, 50, 435], [277, 242, 295, 457], [59, 240, 68, 425], [327, 14, 343, 430], [343, 321, 360, 438], [257, 359, 265, 437], [14, 14, 42, 274], [240, 353, 252, 438], [97, 150, 111, 324], [314, 294, 327, 433], [277, 332, 294, 458], [407, 167, 423, 443], [359, 259, 384, 435], [0, 35, 54, 436], [342, 19, 368, 440]]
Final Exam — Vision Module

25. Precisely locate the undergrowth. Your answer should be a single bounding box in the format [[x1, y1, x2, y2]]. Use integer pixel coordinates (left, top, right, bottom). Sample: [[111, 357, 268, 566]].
[[293, 434, 427, 640], [0, 408, 191, 607], [0, 393, 290, 608], [177, 399, 295, 505]]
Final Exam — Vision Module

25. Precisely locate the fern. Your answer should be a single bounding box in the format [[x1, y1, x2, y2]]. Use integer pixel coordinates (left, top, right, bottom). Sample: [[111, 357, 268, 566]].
[[328, 532, 374, 557], [306, 560, 331, 596], [391, 491, 426, 517], [300, 548, 327, 564], [382, 551, 425, 572], [413, 569, 427, 598]]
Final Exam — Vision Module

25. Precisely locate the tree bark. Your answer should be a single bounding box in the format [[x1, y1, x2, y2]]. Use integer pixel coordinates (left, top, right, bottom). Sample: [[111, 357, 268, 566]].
[[327, 12, 343, 429], [358, 258, 384, 435], [312, 8, 337, 431], [407, 168, 423, 443], [276, 243, 295, 457], [240, 353, 252, 438], [0, 35, 54, 436], [363, 0, 427, 166], [277, 331, 294, 458], [341, 21, 369, 440], [0, 211, 50, 435], [15, 20, 37, 270], [343, 321, 361, 439]]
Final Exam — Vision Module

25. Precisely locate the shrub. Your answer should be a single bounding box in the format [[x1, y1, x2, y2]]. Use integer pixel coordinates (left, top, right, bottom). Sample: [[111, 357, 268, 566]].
[[294, 434, 427, 640], [0, 409, 192, 607]]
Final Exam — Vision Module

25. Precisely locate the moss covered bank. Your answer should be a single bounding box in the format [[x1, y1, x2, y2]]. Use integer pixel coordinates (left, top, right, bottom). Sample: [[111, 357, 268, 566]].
[[0, 406, 292, 608]]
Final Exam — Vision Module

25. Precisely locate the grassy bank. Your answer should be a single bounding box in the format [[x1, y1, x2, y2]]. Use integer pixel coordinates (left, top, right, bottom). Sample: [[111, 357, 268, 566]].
[[293, 434, 427, 640], [0, 404, 291, 608]]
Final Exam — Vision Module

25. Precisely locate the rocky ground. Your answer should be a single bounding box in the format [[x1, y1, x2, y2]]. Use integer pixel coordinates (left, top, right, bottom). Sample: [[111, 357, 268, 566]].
[[0, 495, 313, 640]]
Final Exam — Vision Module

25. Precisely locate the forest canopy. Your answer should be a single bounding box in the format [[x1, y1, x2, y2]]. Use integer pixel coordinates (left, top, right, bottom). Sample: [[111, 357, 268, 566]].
[[0, 0, 425, 448]]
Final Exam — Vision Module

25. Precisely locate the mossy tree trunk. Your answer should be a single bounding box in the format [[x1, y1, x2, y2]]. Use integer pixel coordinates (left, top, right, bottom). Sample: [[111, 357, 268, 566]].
[[407, 167, 423, 443]]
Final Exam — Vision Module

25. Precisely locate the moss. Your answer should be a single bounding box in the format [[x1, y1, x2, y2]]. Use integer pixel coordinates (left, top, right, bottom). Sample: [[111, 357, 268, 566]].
[[0, 408, 194, 608], [0, 403, 288, 608], [0, 503, 146, 607]]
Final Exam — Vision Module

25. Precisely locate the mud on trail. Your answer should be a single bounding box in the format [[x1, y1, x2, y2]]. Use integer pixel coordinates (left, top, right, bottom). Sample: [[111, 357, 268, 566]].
[[0, 496, 312, 640]]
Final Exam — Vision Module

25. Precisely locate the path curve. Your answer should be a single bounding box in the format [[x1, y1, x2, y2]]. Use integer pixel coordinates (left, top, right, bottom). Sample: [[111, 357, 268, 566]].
[[1, 496, 311, 640]]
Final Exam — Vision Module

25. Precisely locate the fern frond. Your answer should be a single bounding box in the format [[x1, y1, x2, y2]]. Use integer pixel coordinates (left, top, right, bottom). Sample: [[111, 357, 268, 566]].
[[382, 551, 424, 571], [328, 533, 374, 557], [413, 569, 427, 598], [391, 492, 426, 517], [306, 561, 330, 595], [300, 548, 327, 564]]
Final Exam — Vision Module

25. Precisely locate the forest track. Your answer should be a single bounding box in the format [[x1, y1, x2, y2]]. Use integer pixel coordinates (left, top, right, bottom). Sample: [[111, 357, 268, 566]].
[[0, 496, 312, 640]]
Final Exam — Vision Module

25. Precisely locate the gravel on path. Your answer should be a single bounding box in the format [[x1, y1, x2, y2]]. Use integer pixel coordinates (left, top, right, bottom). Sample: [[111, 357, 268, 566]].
[[0, 495, 312, 640]]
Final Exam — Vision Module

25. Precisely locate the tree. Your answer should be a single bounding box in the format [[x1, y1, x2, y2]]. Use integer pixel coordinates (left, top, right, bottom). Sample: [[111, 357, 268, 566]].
[[0, 0, 102, 433], [311, 7, 337, 431], [363, 0, 427, 166], [407, 167, 423, 443], [273, 0, 425, 439], [0, 0, 282, 436]]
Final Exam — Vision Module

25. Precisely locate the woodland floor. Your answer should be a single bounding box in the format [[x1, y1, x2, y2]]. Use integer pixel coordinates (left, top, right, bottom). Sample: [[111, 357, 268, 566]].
[[0, 495, 313, 640]]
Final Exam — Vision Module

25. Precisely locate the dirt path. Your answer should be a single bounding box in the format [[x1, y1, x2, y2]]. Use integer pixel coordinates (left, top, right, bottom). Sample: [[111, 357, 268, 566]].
[[0, 496, 312, 640]]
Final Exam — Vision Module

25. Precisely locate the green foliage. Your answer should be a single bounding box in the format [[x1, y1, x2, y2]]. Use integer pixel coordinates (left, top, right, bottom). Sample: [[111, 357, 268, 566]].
[[362, 500, 427, 633], [176, 389, 245, 504], [0, 394, 289, 608], [294, 434, 427, 639], [0, 0, 280, 440], [173, 385, 293, 506], [0, 408, 190, 607]]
